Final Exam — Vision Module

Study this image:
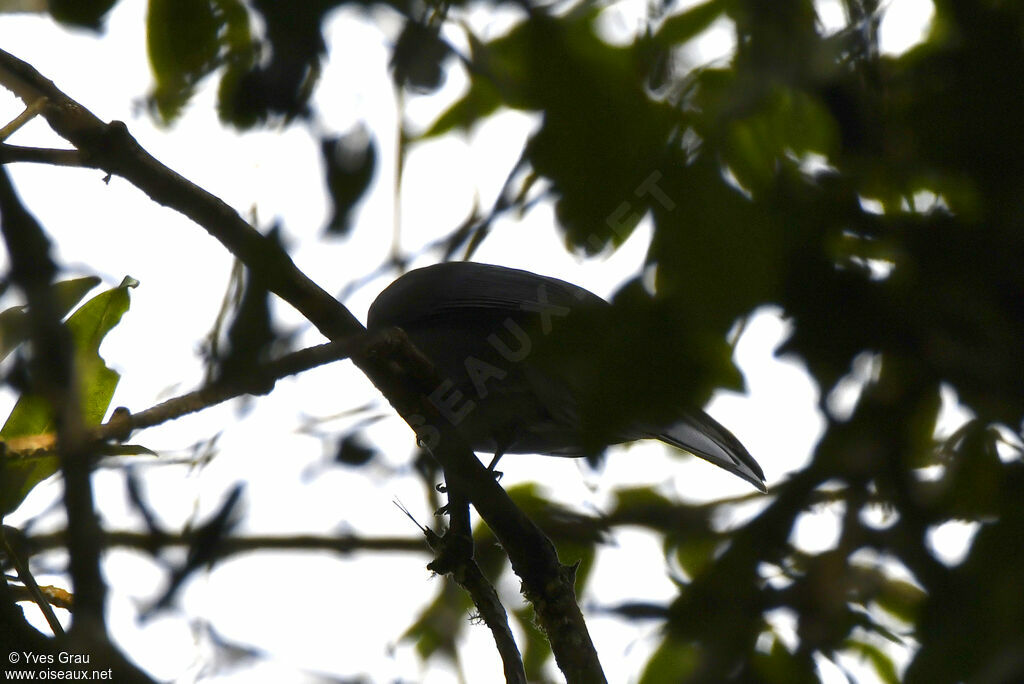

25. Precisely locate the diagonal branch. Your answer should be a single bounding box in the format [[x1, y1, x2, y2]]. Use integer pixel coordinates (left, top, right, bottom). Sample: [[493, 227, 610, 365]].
[[1, 526, 64, 635], [0, 48, 606, 682], [94, 339, 359, 441]]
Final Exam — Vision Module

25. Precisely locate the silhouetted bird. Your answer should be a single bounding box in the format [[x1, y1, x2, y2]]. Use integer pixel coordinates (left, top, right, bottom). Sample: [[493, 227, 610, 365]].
[[367, 262, 766, 491]]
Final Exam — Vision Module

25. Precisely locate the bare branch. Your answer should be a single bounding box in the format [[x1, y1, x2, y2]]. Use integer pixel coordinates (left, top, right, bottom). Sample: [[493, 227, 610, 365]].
[[94, 339, 359, 441], [421, 493, 528, 684], [1, 526, 64, 635], [0, 143, 90, 167], [24, 529, 428, 560]]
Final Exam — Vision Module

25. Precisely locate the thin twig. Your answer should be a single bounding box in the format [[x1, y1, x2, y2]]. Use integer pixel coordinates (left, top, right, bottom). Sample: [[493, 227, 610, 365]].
[[0, 96, 46, 140], [1, 527, 65, 635]]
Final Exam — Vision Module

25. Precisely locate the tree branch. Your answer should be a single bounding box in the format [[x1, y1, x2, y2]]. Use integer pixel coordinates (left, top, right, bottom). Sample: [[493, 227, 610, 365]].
[[0, 143, 89, 167], [0, 48, 606, 681], [94, 339, 358, 441], [422, 492, 527, 683], [23, 529, 428, 559], [1, 526, 64, 635]]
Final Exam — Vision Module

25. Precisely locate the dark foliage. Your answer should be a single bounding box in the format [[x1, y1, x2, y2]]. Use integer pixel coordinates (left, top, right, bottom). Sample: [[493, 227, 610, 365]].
[[5, 0, 1024, 681]]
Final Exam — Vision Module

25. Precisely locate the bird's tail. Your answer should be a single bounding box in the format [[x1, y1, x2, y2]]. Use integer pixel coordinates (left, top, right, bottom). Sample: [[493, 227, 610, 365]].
[[651, 411, 766, 492]]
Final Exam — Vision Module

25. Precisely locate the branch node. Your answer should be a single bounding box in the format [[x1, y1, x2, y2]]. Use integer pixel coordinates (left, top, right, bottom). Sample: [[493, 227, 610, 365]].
[[0, 96, 47, 141]]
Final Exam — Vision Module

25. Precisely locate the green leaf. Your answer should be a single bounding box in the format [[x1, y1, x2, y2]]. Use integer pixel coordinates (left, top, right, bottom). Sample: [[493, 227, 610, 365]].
[[213, 0, 260, 129], [673, 536, 720, 579], [147, 0, 221, 122], [843, 638, 900, 684], [420, 25, 527, 139], [0, 277, 137, 516], [420, 76, 503, 139], [874, 576, 926, 624], [401, 582, 471, 662], [64, 276, 138, 426], [513, 605, 553, 680], [0, 276, 101, 361], [0, 446, 60, 520], [638, 634, 699, 683], [654, 0, 727, 48], [49, 0, 119, 29], [612, 486, 674, 511], [741, 88, 837, 188], [751, 636, 820, 682]]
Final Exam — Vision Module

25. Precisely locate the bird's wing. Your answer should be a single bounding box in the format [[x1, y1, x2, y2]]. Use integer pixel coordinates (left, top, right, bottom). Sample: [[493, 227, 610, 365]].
[[644, 411, 766, 492]]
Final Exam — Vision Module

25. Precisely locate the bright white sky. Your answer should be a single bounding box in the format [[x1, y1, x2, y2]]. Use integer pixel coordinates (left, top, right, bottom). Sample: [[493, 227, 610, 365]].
[[0, 1, 950, 682]]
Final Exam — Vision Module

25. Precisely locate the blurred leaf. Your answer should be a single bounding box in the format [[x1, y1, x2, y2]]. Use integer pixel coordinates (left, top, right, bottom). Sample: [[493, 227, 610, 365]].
[[147, 0, 222, 122], [213, 0, 259, 128], [863, 572, 925, 625], [0, 441, 58, 519], [49, 0, 118, 29], [401, 581, 471, 662], [513, 606, 552, 681], [421, 75, 503, 139], [933, 420, 1006, 519], [0, 276, 100, 361], [217, 0, 330, 125], [653, 0, 727, 48], [723, 87, 838, 192], [210, 0, 257, 119], [321, 127, 377, 236], [390, 18, 451, 93], [64, 276, 137, 425], [673, 536, 720, 580], [908, 465, 1024, 681], [638, 634, 698, 683], [334, 432, 376, 467], [843, 639, 900, 684], [612, 486, 674, 511], [153, 483, 245, 610], [751, 637, 819, 683], [0, 277, 136, 516], [419, 26, 526, 138], [214, 229, 286, 384]]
